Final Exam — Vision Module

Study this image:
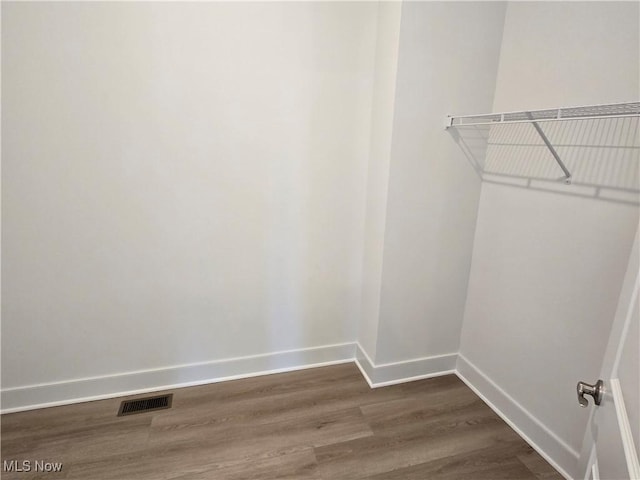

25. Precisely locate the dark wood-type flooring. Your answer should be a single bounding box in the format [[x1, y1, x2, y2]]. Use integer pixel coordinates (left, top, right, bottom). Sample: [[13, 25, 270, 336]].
[[1, 363, 563, 479]]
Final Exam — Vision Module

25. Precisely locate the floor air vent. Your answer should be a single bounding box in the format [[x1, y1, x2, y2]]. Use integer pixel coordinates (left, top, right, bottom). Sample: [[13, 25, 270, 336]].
[[118, 394, 173, 416]]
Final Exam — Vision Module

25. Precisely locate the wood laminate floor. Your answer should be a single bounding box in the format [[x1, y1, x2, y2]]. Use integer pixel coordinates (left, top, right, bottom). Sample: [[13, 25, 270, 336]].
[[1, 363, 563, 479]]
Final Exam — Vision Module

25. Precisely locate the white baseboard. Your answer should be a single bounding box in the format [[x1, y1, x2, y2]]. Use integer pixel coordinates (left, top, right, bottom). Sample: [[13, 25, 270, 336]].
[[355, 343, 456, 388], [456, 353, 577, 480], [354, 343, 376, 387], [1, 342, 356, 414]]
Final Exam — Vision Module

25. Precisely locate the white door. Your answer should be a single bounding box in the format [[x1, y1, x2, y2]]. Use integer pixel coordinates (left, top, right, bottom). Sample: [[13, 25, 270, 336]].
[[578, 231, 640, 480]]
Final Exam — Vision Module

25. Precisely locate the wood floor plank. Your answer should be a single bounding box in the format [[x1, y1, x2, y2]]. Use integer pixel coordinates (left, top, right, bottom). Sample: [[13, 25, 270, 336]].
[[359, 377, 481, 433], [363, 434, 536, 479], [315, 402, 512, 479], [0, 466, 68, 480], [161, 363, 364, 410], [517, 450, 565, 479], [169, 448, 320, 480], [67, 445, 313, 480], [2, 413, 152, 465], [148, 405, 373, 453], [149, 371, 402, 434], [1, 430, 73, 477], [67, 407, 372, 479], [367, 455, 536, 480], [398, 374, 467, 396], [1, 364, 562, 480], [1, 397, 125, 441]]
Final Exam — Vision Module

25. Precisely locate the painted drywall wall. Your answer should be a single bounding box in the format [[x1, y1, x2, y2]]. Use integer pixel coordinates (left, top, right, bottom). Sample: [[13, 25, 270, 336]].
[[374, 2, 506, 364], [358, 1, 401, 361], [2, 2, 377, 391], [459, 1, 639, 474]]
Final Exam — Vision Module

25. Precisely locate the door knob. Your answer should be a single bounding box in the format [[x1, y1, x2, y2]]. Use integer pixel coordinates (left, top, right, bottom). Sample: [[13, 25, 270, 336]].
[[577, 379, 604, 407]]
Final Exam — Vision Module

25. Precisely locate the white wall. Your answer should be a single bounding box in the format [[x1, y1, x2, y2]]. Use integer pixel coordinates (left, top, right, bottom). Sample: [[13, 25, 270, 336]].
[[374, 2, 506, 364], [459, 2, 639, 475], [2, 2, 508, 402], [358, 2, 402, 361], [2, 2, 377, 392]]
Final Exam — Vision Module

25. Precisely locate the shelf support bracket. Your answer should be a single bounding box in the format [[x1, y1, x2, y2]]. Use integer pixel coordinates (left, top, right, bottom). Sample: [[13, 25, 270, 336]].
[[528, 115, 572, 184]]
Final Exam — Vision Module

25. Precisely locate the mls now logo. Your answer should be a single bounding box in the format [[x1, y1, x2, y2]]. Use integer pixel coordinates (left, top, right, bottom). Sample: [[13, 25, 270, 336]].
[[3, 460, 63, 473]]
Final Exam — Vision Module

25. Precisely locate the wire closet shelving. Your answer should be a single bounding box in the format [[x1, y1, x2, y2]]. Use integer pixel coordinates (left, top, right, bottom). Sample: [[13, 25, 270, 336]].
[[445, 101, 640, 184]]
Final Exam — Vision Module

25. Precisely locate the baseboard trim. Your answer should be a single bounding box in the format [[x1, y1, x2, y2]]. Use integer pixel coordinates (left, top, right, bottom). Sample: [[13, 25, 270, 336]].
[[1, 342, 356, 414], [456, 353, 577, 480], [355, 343, 457, 387]]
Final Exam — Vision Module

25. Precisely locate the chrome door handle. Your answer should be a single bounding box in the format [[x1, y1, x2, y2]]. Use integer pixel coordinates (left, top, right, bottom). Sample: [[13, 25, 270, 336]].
[[577, 380, 604, 407]]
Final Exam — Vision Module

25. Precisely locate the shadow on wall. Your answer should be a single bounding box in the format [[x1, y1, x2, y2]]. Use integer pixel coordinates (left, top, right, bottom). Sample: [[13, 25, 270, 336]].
[[449, 116, 640, 205]]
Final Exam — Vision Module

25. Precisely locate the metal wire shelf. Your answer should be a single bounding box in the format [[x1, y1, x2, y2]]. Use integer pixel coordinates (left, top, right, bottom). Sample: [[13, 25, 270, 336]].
[[445, 101, 640, 184], [445, 101, 640, 128]]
